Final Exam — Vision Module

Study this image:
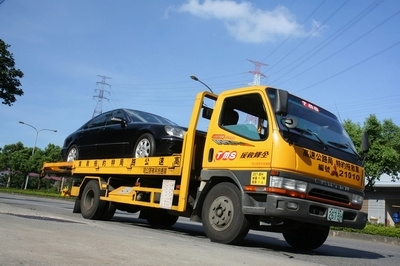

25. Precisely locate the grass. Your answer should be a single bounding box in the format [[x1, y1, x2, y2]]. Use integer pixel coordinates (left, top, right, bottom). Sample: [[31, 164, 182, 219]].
[[332, 223, 400, 238], [0, 187, 66, 198], [2, 188, 399, 239]]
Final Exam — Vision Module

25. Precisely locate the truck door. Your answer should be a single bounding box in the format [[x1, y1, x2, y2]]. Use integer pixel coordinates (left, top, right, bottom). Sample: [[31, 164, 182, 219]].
[[203, 92, 273, 171]]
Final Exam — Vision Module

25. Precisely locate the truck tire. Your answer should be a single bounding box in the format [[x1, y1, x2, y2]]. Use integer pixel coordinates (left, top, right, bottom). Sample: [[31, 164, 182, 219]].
[[73, 198, 81, 213], [282, 222, 330, 250], [99, 202, 116, 221], [202, 182, 250, 244], [144, 209, 179, 227], [134, 133, 156, 158], [81, 180, 106, 220]]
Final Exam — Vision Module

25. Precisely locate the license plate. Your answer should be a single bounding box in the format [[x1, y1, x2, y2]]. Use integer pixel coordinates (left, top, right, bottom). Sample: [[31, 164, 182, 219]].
[[327, 208, 343, 223]]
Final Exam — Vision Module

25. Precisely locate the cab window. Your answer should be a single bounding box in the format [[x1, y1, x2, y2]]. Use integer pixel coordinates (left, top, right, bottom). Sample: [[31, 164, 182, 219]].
[[219, 93, 268, 140]]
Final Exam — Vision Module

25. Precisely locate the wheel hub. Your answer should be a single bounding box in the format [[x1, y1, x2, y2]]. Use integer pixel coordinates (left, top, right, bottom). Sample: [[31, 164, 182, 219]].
[[209, 196, 233, 230]]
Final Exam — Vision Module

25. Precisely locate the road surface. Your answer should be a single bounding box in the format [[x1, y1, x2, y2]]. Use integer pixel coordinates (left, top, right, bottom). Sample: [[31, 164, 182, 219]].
[[0, 192, 399, 265]]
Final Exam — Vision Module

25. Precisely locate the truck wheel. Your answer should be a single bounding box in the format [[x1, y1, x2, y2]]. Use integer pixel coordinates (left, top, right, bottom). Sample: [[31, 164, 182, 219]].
[[99, 202, 116, 221], [202, 182, 250, 244], [134, 133, 156, 158], [81, 180, 106, 220], [145, 209, 179, 227], [283, 222, 330, 250], [66, 145, 79, 161], [73, 198, 81, 213]]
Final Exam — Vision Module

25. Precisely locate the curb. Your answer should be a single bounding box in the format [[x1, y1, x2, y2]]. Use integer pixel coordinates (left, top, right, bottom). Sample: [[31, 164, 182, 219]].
[[330, 230, 400, 246]]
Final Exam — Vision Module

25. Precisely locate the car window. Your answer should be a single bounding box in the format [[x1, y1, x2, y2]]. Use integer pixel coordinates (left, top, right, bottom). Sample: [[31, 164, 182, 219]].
[[85, 113, 107, 128], [125, 109, 177, 125]]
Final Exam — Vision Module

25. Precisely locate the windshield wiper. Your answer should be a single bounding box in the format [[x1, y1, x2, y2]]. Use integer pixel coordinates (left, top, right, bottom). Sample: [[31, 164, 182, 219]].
[[327, 141, 348, 149], [294, 128, 328, 150]]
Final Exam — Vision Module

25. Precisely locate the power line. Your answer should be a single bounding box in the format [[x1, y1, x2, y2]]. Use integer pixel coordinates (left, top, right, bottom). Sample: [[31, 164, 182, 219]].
[[295, 39, 400, 93], [267, 0, 349, 75], [261, 0, 327, 63], [270, 0, 385, 84], [276, 8, 400, 86]]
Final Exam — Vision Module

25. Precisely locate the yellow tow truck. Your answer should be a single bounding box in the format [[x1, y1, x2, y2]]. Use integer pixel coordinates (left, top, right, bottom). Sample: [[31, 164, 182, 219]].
[[42, 86, 369, 250]]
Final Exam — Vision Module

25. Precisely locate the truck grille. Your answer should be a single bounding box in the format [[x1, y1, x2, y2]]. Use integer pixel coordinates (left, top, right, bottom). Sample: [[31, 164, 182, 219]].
[[308, 188, 349, 204]]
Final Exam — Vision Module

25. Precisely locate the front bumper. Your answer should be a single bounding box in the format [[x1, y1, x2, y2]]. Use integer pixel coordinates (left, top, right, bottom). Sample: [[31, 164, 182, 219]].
[[242, 193, 367, 229]]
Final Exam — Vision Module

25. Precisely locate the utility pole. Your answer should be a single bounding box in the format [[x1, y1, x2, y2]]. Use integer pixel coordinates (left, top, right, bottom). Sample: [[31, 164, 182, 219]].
[[92, 75, 111, 118], [247, 59, 268, 86]]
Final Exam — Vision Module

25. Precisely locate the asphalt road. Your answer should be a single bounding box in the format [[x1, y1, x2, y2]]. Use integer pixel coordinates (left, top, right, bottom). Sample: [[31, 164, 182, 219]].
[[1, 192, 399, 266]]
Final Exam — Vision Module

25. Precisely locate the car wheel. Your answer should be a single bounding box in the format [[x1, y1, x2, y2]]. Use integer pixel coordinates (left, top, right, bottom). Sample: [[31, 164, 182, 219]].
[[134, 133, 156, 158], [66, 145, 79, 162]]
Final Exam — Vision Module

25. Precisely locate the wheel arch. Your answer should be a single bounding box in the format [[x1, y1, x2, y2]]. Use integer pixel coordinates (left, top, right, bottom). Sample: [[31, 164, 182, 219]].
[[191, 170, 243, 222], [63, 143, 79, 161], [77, 176, 107, 199], [129, 129, 153, 147]]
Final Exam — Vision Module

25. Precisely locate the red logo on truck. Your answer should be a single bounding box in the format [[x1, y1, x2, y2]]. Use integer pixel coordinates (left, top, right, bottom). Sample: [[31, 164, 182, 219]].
[[216, 151, 237, 160]]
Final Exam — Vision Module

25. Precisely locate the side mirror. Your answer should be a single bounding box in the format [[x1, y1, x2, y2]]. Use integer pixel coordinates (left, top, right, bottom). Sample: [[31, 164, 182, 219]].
[[111, 117, 127, 128], [274, 89, 289, 116], [362, 132, 370, 153], [202, 106, 213, 120]]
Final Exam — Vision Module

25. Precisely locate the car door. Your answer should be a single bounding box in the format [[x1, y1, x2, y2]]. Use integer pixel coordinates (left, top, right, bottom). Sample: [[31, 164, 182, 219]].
[[96, 109, 128, 158], [77, 113, 108, 159]]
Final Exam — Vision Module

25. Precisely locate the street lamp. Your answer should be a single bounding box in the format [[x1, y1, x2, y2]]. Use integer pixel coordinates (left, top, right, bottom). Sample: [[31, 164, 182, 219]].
[[190, 75, 214, 94], [18, 121, 57, 190], [19, 121, 57, 155]]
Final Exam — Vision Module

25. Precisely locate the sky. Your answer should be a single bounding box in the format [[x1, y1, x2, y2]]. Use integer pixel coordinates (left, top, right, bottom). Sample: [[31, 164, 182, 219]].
[[0, 0, 399, 150]]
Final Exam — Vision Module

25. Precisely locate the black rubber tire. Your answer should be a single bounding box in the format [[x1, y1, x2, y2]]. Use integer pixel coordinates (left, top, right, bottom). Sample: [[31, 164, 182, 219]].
[[133, 133, 156, 158], [73, 198, 81, 213], [202, 182, 250, 244], [80, 180, 106, 220], [99, 202, 116, 221], [145, 209, 179, 227], [282, 222, 330, 250], [66, 144, 79, 162]]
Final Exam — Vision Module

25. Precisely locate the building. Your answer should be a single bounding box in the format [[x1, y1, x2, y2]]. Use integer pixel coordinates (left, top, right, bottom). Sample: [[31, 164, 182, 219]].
[[363, 174, 400, 226]]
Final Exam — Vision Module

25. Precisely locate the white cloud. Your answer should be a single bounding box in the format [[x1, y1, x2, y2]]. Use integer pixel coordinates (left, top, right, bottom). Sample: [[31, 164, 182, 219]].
[[175, 0, 320, 43]]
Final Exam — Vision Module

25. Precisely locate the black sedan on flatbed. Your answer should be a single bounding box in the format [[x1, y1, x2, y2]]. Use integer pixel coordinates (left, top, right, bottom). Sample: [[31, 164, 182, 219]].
[[61, 109, 186, 161]]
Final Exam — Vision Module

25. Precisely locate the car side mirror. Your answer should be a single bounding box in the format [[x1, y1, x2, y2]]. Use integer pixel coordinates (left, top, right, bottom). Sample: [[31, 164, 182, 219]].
[[111, 117, 127, 128]]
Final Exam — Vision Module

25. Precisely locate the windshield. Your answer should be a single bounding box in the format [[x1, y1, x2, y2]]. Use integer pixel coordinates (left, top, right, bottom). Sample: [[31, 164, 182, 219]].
[[267, 88, 358, 156], [125, 109, 177, 125]]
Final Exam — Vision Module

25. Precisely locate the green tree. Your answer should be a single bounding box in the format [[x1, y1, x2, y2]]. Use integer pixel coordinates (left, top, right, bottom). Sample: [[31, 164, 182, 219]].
[[343, 115, 400, 189], [0, 142, 30, 188], [0, 142, 62, 189], [0, 39, 24, 106]]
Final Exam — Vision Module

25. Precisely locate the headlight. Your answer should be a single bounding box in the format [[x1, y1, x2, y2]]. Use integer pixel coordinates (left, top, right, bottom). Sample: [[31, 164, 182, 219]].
[[165, 125, 186, 138], [270, 176, 307, 193], [351, 194, 364, 205]]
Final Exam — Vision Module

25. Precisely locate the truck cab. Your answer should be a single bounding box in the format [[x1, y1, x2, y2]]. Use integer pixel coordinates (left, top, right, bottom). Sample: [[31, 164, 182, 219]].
[[195, 86, 367, 249]]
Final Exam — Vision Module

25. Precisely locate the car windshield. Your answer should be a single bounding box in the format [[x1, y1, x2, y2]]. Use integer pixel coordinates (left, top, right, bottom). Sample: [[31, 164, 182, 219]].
[[267, 89, 358, 156], [125, 109, 177, 125]]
